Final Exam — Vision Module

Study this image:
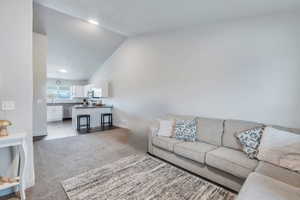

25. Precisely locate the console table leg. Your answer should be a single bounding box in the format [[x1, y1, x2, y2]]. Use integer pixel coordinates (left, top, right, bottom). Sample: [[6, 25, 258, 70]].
[[19, 143, 26, 200]]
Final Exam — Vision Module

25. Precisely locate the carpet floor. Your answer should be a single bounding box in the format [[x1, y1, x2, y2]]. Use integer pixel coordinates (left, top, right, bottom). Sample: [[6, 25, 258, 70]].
[[2, 127, 147, 200], [62, 155, 236, 200]]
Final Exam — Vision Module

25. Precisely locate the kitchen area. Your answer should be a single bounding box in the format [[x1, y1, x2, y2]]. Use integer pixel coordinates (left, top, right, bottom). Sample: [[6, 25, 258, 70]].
[[46, 79, 112, 140], [32, 5, 123, 140]]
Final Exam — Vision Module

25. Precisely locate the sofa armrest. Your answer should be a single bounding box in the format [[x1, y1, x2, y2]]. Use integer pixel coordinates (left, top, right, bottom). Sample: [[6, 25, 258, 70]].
[[149, 124, 159, 137], [148, 121, 159, 153], [255, 161, 300, 188]]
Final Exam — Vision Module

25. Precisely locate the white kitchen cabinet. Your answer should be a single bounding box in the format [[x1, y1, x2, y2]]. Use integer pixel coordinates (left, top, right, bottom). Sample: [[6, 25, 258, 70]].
[[72, 82, 109, 99], [98, 81, 109, 97], [92, 81, 109, 97], [84, 84, 94, 97], [47, 106, 63, 122], [71, 85, 85, 98]]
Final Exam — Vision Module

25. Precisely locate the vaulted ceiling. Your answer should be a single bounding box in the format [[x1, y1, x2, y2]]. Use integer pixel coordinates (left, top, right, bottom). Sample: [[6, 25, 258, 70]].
[[33, 3, 125, 80], [34, 0, 300, 36], [33, 0, 300, 80]]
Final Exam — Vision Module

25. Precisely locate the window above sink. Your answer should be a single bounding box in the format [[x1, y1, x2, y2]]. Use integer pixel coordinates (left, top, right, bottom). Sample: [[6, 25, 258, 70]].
[[47, 85, 72, 100]]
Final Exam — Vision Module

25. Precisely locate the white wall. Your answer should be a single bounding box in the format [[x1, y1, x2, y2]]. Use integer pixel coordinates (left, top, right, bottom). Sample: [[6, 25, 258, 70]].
[[0, 0, 34, 192], [33, 33, 48, 136], [90, 11, 300, 133]]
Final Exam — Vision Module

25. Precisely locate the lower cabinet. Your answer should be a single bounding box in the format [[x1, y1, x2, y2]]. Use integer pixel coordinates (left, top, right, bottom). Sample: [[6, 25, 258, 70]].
[[62, 104, 73, 119], [47, 106, 63, 122]]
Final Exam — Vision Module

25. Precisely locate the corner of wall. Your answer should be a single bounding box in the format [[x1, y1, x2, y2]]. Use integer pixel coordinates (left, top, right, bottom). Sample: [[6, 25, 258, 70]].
[[89, 38, 129, 84]]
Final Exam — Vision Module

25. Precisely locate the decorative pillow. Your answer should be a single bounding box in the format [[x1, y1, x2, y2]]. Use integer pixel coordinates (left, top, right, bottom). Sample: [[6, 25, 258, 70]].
[[156, 119, 175, 137], [257, 127, 300, 172], [235, 127, 264, 159], [175, 118, 197, 142]]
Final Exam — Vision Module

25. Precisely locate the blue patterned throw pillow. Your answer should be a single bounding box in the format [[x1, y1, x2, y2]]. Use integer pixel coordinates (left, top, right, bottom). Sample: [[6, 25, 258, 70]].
[[175, 118, 197, 142], [236, 127, 264, 159]]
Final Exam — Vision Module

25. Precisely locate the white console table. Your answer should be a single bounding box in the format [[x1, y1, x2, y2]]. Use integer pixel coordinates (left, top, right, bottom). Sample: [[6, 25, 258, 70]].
[[0, 133, 27, 200]]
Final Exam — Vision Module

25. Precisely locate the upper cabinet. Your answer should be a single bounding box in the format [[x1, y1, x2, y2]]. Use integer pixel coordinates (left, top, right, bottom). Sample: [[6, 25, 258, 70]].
[[84, 84, 93, 97], [71, 85, 85, 98], [93, 81, 109, 98], [71, 81, 109, 98]]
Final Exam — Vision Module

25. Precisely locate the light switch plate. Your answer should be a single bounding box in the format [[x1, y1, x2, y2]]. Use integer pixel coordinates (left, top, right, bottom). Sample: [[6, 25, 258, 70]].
[[2, 101, 15, 111]]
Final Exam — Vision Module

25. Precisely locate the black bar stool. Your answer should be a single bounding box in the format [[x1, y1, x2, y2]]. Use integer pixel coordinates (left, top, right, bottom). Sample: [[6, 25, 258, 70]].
[[101, 113, 113, 129], [77, 114, 90, 133]]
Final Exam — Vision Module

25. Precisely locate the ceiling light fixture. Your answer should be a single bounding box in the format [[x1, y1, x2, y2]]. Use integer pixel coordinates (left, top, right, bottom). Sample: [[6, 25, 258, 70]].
[[88, 19, 99, 25], [58, 69, 68, 73]]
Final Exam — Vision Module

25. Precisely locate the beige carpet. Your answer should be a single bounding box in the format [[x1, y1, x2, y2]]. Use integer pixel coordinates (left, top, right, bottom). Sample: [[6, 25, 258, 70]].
[[62, 155, 236, 200]]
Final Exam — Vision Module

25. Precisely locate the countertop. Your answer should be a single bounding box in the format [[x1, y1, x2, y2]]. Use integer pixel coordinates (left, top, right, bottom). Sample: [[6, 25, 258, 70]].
[[47, 103, 83, 106], [73, 105, 113, 109]]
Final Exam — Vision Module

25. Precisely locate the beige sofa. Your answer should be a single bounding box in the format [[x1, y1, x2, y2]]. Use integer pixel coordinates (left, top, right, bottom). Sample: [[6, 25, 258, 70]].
[[148, 115, 300, 199]]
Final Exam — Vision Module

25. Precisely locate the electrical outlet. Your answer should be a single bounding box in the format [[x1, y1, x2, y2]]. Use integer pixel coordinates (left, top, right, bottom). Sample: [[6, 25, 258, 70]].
[[1, 101, 15, 111]]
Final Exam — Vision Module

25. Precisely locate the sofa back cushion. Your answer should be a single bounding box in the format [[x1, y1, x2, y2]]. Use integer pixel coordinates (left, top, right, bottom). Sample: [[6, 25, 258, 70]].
[[197, 117, 224, 146], [257, 127, 300, 173], [223, 119, 264, 150], [165, 114, 195, 121], [165, 114, 224, 146], [270, 125, 300, 135]]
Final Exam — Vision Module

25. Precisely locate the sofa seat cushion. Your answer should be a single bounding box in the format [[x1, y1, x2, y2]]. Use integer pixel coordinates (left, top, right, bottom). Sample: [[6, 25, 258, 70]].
[[237, 172, 300, 200], [206, 147, 258, 178], [152, 136, 182, 152], [174, 142, 217, 164], [255, 161, 300, 188]]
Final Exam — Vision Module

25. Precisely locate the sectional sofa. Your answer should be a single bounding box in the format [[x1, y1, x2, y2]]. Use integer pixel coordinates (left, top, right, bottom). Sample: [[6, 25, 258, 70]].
[[148, 115, 300, 199]]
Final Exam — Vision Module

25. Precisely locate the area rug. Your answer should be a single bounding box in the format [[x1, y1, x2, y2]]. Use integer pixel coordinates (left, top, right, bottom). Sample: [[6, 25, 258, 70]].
[[61, 155, 236, 200]]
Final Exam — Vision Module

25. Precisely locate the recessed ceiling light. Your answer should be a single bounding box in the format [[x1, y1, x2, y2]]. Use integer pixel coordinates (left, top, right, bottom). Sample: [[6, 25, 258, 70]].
[[58, 69, 67, 73], [88, 19, 99, 25]]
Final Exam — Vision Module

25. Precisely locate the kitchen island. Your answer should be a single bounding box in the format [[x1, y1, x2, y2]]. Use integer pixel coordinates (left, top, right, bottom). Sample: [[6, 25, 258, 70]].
[[72, 105, 113, 130]]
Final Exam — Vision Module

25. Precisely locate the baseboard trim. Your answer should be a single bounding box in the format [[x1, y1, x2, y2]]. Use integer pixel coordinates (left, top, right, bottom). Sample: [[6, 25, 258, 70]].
[[113, 122, 129, 129]]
